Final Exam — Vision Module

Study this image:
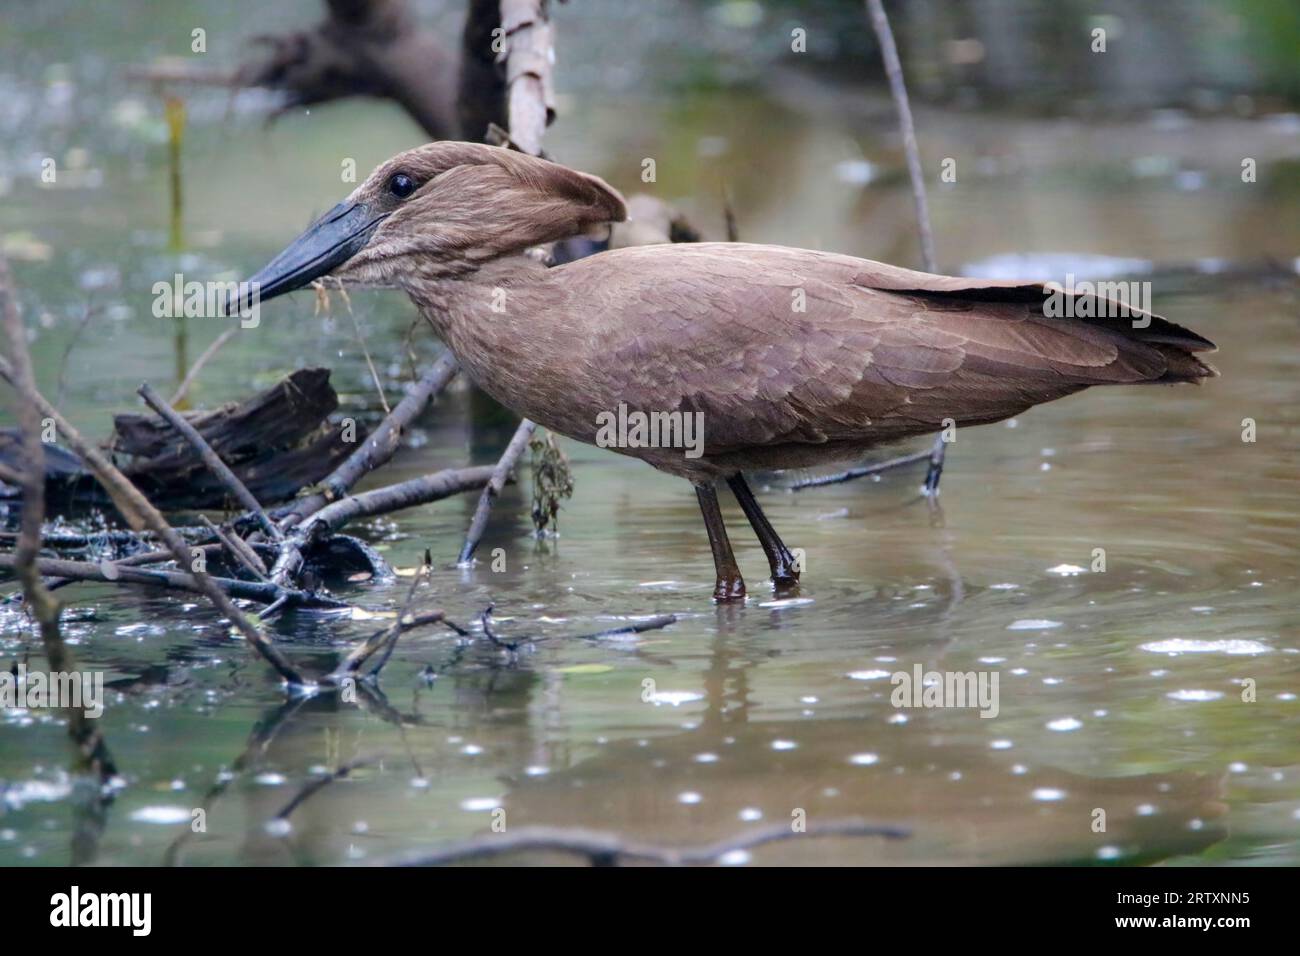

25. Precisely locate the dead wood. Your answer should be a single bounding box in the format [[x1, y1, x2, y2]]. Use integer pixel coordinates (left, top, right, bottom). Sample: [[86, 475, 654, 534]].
[[278, 351, 459, 527], [0, 353, 306, 685], [0, 553, 345, 610], [377, 818, 911, 867], [0, 255, 116, 779], [138, 382, 282, 541], [270, 464, 499, 588], [458, 422, 534, 564], [1, 367, 354, 512]]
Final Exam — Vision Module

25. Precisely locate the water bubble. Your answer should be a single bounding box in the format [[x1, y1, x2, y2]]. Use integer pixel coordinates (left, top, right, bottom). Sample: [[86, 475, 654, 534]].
[[1140, 638, 1271, 656], [129, 805, 191, 824], [847, 669, 891, 681], [649, 691, 704, 707], [1166, 689, 1224, 702], [1009, 619, 1063, 631], [1046, 717, 1083, 732]]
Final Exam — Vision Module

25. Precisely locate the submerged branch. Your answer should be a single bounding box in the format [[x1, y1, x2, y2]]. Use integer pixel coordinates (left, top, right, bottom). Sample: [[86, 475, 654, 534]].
[[279, 351, 459, 528], [0, 554, 346, 609], [458, 419, 535, 564], [379, 818, 911, 867], [790, 449, 931, 491]]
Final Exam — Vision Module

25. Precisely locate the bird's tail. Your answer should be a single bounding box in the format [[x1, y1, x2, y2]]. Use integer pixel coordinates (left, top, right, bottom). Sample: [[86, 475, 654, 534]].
[[1148, 342, 1218, 383], [1092, 311, 1218, 384]]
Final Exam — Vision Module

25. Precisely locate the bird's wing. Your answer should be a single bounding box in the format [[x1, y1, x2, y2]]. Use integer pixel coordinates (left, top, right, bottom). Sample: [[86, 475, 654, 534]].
[[569, 243, 1211, 454]]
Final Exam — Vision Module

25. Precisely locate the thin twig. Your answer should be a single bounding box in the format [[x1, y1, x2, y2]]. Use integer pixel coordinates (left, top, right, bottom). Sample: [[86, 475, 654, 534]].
[[862, 2, 948, 493], [345, 304, 391, 415], [272, 758, 372, 821], [279, 351, 459, 527], [0, 355, 305, 685], [865, 0, 936, 274], [270, 464, 498, 589], [479, 609, 678, 650], [169, 325, 237, 406], [54, 300, 100, 410], [0, 553, 345, 609], [378, 818, 911, 867], [0, 257, 116, 778], [199, 515, 269, 580], [458, 419, 535, 564], [138, 382, 282, 541], [331, 557, 433, 680], [790, 449, 930, 491]]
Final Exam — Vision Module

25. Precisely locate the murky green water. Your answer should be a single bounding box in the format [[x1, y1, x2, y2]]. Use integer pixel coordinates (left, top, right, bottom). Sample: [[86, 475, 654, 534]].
[[2, 1, 1299, 866]]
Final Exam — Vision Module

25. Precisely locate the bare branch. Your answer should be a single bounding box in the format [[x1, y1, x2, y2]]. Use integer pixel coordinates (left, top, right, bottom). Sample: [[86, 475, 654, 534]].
[[0, 256, 116, 778], [865, 0, 936, 273], [138, 382, 282, 541], [0, 353, 305, 685], [169, 326, 237, 406], [458, 419, 535, 564], [378, 818, 911, 867], [279, 350, 459, 528]]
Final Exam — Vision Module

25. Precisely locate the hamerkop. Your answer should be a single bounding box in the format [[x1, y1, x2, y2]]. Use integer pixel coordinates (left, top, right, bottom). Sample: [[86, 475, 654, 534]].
[[238, 142, 1217, 601]]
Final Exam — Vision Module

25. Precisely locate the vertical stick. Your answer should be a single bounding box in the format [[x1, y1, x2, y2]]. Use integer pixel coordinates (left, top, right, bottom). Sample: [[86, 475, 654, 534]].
[[458, 0, 555, 563], [0, 256, 116, 777], [865, 0, 937, 273], [865, 0, 948, 493]]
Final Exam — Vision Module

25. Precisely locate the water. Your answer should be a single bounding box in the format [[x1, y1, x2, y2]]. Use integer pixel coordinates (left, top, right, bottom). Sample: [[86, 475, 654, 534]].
[[2, 1, 1299, 866]]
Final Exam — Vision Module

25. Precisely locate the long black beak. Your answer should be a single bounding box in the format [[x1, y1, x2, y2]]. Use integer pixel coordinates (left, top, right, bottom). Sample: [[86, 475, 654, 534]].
[[230, 201, 387, 313]]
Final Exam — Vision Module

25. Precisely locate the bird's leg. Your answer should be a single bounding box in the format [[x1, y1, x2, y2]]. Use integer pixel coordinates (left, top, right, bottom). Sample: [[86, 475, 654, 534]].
[[726, 473, 800, 589], [923, 433, 947, 496], [694, 481, 746, 603]]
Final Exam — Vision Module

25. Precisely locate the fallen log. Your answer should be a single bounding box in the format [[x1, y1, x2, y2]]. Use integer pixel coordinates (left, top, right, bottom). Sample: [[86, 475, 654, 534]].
[[0, 367, 357, 512]]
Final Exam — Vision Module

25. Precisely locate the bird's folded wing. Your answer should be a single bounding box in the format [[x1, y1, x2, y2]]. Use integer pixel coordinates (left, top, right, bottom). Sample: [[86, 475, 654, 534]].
[[576, 244, 1209, 455]]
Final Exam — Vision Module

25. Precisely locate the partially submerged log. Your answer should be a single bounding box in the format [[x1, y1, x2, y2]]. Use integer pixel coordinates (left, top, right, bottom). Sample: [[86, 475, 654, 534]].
[[0, 368, 357, 513]]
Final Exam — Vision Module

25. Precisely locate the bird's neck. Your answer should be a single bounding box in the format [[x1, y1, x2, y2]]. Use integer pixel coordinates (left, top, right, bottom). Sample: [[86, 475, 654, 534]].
[[404, 253, 549, 331], [402, 253, 569, 406]]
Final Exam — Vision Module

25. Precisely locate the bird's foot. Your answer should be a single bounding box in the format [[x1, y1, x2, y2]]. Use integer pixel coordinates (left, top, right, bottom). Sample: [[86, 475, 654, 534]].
[[769, 546, 802, 591], [770, 562, 801, 593], [771, 575, 800, 600], [712, 576, 746, 603]]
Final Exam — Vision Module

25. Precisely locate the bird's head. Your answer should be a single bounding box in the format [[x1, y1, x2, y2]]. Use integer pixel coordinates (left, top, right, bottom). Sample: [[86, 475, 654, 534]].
[[236, 141, 627, 307]]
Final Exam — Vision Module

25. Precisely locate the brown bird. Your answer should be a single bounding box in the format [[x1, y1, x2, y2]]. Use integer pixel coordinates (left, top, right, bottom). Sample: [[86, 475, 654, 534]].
[[238, 142, 1217, 601]]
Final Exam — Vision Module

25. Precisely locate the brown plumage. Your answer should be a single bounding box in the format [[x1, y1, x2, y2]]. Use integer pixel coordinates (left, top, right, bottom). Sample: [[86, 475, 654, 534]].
[[241, 142, 1217, 601]]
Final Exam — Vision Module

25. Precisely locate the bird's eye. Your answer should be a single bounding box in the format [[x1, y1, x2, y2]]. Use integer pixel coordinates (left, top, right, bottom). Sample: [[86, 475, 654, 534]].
[[389, 173, 416, 199]]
